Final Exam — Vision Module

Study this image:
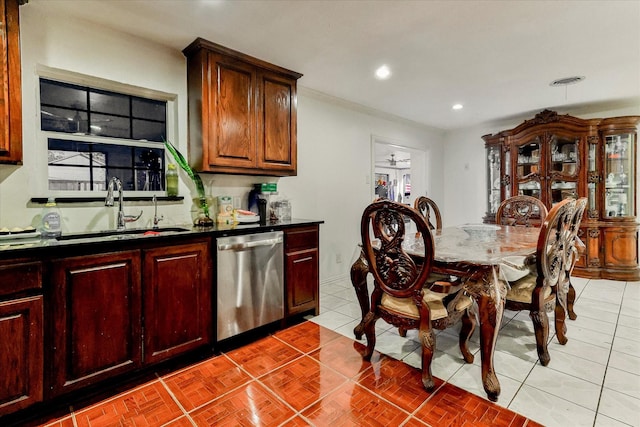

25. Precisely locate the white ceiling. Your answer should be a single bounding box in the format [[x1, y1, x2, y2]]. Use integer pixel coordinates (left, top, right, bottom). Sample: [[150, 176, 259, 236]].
[[31, 0, 640, 130]]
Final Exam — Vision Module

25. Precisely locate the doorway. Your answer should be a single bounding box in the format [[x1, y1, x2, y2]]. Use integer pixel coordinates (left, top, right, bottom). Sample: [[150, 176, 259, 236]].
[[371, 136, 427, 206]]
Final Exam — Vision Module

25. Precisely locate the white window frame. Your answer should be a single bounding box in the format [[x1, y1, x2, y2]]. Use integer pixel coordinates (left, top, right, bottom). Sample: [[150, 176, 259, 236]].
[[36, 64, 178, 197]]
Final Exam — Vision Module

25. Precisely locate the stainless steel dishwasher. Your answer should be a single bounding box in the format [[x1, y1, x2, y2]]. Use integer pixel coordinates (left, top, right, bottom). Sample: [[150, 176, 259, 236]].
[[216, 231, 284, 341]]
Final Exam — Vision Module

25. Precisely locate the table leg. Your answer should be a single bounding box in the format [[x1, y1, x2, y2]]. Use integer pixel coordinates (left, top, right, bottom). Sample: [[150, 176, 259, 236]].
[[467, 273, 505, 402], [350, 249, 370, 340]]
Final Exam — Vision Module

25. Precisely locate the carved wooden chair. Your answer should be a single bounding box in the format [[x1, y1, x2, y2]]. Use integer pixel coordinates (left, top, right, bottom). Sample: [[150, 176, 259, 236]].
[[496, 195, 548, 227], [503, 198, 583, 365], [414, 196, 442, 231], [360, 199, 475, 390]]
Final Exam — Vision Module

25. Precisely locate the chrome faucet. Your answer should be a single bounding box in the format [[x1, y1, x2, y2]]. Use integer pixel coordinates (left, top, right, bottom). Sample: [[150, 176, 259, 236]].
[[105, 177, 142, 230], [152, 195, 163, 229]]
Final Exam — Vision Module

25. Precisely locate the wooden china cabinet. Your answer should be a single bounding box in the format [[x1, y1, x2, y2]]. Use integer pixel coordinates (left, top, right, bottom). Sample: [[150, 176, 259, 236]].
[[483, 110, 640, 280], [183, 38, 302, 176], [0, 0, 22, 164]]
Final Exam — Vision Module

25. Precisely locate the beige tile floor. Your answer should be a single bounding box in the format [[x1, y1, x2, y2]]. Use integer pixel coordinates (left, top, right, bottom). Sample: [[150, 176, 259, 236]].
[[310, 276, 640, 427]]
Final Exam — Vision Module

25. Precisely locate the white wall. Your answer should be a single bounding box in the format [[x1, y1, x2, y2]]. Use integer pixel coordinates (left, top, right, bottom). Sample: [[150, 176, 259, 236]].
[[0, 4, 446, 284], [443, 103, 640, 227], [278, 91, 445, 280]]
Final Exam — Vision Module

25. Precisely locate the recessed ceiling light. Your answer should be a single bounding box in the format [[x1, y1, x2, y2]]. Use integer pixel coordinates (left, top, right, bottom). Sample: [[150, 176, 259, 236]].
[[452, 103, 463, 110], [375, 65, 391, 80], [550, 76, 585, 86]]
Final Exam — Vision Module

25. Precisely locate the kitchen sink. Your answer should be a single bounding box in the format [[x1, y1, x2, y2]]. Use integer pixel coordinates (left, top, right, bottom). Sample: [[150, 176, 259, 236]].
[[55, 226, 192, 241]]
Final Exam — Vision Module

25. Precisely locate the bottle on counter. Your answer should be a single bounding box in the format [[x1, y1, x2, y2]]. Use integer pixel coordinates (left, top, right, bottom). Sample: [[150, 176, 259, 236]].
[[41, 197, 62, 238], [166, 163, 179, 197]]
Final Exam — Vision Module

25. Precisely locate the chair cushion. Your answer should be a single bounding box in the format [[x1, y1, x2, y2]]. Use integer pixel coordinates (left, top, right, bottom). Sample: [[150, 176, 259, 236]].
[[506, 274, 552, 303], [381, 289, 473, 320], [500, 255, 532, 282]]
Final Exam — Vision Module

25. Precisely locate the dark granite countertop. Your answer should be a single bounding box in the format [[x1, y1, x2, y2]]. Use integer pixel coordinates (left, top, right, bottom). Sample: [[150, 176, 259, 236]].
[[0, 218, 324, 258]]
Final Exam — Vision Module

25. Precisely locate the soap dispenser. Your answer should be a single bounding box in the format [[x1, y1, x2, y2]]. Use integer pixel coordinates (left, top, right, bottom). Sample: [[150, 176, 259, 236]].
[[41, 197, 62, 238]]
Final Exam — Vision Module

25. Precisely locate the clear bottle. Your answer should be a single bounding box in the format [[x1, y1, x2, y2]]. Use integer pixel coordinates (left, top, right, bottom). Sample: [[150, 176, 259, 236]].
[[166, 163, 179, 197], [41, 197, 62, 238]]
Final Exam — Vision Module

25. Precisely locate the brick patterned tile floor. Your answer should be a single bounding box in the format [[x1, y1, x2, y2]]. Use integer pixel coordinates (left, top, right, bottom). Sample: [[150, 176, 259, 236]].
[[26, 321, 545, 427]]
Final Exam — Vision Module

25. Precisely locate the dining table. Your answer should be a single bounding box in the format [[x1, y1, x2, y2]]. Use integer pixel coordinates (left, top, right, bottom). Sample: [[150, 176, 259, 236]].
[[350, 224, 540, 402]]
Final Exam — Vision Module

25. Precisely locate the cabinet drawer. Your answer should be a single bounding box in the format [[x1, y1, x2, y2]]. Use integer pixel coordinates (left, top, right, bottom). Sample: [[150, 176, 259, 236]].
[[285, 227, 318, 252], [0, 260, 42, 297]]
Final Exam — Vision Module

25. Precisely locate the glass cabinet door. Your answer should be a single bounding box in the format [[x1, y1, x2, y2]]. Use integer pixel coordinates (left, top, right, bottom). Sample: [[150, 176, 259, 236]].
[[588, 142, 597, 216], [486, 145, 501, 216], [516, 138, 542, 199], [604, 133, 635, 217], [549, 135, 579, 206]]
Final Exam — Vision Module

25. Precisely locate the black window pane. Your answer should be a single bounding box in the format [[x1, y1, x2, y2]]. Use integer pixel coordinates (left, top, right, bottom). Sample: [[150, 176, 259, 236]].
[[93, 143, 133, 168], [132, 97, 166, 121], [102, 168, 135, 191], [48, 139, 93, 165], [90, 90, 130, 116], [91, 114, 130, 139], [40, 79, 87, 110], [41, 107, 88, 134], [134, 148, 164, 191], [132, 119, 165, 142]]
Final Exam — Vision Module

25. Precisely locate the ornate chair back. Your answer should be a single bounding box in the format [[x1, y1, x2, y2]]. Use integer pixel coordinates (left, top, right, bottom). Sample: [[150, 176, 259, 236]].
[[414, 196, 442, 231], [359, 199, 475, 391], [361, 200, 433, 300], [525, 198, 576, 365], [496, 195, 548, 227]]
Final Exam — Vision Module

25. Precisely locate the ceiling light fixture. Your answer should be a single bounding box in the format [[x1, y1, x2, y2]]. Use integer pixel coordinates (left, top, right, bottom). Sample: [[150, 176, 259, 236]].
[[452, 103, 463, 110], [550, 76, 585, 87], [375, 65, 391, 80]]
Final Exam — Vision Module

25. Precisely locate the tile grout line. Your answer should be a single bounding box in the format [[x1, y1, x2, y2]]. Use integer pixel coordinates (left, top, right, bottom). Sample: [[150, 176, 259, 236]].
[[590, 280, 629, 427], [156, 374, 198, 427]]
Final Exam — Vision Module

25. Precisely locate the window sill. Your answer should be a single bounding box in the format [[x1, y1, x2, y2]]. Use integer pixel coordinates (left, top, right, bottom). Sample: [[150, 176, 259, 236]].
[[30, 196, 184, 204]]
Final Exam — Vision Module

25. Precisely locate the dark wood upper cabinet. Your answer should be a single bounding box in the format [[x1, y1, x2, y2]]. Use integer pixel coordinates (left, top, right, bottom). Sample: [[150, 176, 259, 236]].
[[183, 38, 301, 176], [0, 0, 22, 164]]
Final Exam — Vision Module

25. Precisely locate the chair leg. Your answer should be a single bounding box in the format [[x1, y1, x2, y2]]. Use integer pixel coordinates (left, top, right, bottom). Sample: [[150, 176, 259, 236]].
[[530, 309, 550, 366], [419, 325, 436, 391], [362, 311, 378, 361], [555, 299, 568, 345], [567, 282, 578, 320], [459, 309, 476, 363], [398, 327, 407, 337]]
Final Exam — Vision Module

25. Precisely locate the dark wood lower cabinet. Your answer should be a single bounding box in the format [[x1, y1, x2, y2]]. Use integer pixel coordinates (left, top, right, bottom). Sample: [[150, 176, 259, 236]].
[[143, 241, 212, 364], [0, 225, 321, 417], [0, 296, 43, 416], [284, 226, 319, 317], [49, 251, 142, 397]]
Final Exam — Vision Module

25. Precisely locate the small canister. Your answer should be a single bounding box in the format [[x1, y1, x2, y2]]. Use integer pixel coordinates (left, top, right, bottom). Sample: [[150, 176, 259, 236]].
[[217, 196, 233, 216]]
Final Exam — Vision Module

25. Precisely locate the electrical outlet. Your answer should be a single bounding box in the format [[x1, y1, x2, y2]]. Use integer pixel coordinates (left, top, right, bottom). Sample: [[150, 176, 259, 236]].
[[336, 253, 343, 264]]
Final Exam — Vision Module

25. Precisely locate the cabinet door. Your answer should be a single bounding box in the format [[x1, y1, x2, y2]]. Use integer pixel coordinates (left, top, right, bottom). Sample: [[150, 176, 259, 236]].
[[257, 71, 297, 175], [0, 296, 43, 416], [546, 133, 580, 206], [143, 241, 212, 364], [513, 135, 543, 201], [206, 52, 257, 170], [285, 249, 319, 316], [284, 226, 319, 317], [603, 227, 638, 269], [49, 251, 142, 397], [0, 0, 22, 164]]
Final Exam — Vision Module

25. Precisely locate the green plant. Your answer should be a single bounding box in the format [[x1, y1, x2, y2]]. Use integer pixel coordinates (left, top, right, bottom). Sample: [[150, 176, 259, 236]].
[[163, 139, 211, 219]]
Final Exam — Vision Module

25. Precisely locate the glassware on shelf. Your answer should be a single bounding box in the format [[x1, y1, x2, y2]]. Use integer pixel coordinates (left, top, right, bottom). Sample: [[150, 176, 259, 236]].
[[604, 133, 635, 218]]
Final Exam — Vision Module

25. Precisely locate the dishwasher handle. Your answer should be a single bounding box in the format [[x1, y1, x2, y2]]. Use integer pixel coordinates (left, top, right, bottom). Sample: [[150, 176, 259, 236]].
[[217, 236, 283, 251]]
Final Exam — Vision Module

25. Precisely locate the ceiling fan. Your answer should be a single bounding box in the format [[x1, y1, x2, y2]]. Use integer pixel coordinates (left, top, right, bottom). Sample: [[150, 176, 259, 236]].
[[383, 153, 410, 166]]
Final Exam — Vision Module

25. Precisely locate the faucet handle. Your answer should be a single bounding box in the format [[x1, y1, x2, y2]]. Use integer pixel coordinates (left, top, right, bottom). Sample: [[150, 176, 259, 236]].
[[153, 214, 164, 229], [124, 210, 144, 223]]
